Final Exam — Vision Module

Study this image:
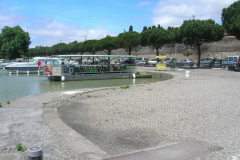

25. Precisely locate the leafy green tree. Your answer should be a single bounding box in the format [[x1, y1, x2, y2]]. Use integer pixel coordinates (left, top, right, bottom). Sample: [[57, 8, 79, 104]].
[[76, 42, 85, 64], [167, 26, 182, 47], [51, 43, 69, 55], [222, 1, 240, 39], [67, 41, 79, 54], [84, 39, 99, 63], [142, 26, 148, 32], [179, 19, 224, 67], [118, 31, 140, 56], [140, 27, 171, 61], [97, 35, 118, 64], [129, 25, 133, 32], [0, 25, 31, 60], [26, 48, 35, 58], [0, 38, 2, 58], [27, 46, 51, 57]]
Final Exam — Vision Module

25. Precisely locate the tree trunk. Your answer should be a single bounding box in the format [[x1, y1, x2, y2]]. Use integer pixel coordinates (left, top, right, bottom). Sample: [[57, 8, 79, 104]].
[[108, 51, 111, 64], [197, 45, 201, 68], [156, 47, 160, 62]]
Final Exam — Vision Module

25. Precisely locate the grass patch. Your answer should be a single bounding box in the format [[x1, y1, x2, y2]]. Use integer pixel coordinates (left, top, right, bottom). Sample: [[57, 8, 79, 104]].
[[120, 85, 130, 89], [16, 144, 26, 152], [6, 101, 10, 105], [0, 103, 2, 108], [87, 95, 91, 97]]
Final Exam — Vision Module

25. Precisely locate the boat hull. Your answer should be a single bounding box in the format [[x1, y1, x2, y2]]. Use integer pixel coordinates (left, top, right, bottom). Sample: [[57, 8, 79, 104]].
[[4, 66, 41, 74], [48, 72, 133, 81]]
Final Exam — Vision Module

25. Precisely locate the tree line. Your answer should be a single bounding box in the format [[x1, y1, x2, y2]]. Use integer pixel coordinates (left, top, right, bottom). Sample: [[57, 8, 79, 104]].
[[0, 1, 240, 67]]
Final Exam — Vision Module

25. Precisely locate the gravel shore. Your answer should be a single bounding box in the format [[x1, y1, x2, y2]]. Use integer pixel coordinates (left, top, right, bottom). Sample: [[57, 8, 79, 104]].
[[1, 67, 240, 159], [59, 68, 240, 159]]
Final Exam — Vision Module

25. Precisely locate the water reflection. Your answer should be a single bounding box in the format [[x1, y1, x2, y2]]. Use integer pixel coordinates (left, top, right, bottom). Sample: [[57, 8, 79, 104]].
[[0, 69, 163, 102]]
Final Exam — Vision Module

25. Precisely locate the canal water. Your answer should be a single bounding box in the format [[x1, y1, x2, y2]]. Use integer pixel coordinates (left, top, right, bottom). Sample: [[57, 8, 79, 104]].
[[0, 69, 162, 102]]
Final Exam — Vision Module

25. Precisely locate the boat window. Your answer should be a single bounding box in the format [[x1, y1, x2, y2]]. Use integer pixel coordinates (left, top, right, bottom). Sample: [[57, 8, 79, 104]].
[[46, 60, 53, 65], [53, 60, 60, 65], [31, 59, 38, 63]]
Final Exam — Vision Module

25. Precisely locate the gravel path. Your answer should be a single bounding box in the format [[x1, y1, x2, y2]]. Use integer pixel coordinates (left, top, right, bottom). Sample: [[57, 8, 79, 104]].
[[59, 68, 240, 159]]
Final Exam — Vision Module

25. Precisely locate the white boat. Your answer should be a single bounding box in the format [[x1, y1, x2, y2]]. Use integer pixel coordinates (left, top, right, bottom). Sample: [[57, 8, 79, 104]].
[[4, 57, 65, 74], [0, 62, 13, 69]]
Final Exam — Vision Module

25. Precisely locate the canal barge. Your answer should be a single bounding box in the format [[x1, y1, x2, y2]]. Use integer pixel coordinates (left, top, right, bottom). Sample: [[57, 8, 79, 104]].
[[47, 55, 139, 81]]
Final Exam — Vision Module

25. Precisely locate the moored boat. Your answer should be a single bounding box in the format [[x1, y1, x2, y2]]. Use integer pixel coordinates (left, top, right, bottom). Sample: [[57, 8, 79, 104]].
[[47, 55, 138, 81], [4, 57, 65, 74]]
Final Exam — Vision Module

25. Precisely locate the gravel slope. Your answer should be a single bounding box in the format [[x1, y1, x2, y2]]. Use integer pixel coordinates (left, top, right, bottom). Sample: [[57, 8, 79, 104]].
[[59, 68, 240, 159]]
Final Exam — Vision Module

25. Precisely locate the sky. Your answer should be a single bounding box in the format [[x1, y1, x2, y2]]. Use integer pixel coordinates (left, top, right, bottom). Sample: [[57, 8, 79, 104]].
[[0, 0, 237, 48]]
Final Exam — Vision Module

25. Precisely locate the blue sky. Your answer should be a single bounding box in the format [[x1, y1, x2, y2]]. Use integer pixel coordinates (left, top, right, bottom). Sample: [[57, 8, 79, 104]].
[[0, 0, 237, 48]]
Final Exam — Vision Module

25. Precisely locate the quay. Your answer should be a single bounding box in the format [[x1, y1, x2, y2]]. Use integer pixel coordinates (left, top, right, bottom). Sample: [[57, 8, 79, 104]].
[[0, 67, 240, 159]]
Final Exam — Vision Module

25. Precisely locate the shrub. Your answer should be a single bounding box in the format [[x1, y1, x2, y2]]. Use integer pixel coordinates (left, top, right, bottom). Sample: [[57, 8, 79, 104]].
[[16, 144, 25, 152]]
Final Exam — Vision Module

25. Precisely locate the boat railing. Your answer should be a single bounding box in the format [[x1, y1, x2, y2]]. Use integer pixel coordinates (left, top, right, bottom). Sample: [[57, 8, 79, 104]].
[[50, 64, 136, 76]]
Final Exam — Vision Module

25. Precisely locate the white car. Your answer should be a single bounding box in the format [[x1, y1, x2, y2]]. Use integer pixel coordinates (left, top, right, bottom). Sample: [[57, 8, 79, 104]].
[[148, 58, 164, 66], [115, 58, 125, 64], [148, 59, 158, 66]]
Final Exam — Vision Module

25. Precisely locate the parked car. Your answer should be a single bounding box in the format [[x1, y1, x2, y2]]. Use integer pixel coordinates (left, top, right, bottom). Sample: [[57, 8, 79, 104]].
[[99, 59, 109, 64], [164, 58, 178, 67], [148, 58, 157, 66], [212, 59, 222, 68], [123, 58, 135, 64], [199, 57, 216, 67], [115, 58, 125, 64], [134, 57, 149, 64], [222, 55, 240, 70], [148, 58, 164, 66], [178, 58, 194, 67], [0, 59, 5, 63]]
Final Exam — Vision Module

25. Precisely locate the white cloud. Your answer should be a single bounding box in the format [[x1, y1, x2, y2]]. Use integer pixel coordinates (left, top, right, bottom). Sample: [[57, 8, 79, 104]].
[[0, 6, 117, 48], [152, 0, 237, 28], [27, 20, 117, 47]]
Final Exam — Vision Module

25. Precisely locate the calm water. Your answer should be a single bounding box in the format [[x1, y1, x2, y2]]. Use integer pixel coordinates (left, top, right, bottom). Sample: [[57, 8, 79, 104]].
[[0, 69, 162, 102]]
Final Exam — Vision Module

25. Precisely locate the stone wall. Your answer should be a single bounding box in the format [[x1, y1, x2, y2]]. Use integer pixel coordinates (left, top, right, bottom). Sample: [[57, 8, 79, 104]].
[[102, 36, 240, 61]]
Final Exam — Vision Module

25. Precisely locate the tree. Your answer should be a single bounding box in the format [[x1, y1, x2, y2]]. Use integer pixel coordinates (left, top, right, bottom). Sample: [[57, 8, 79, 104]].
[[84, 39, 99, 63], [129, 25, 133, 32], [118, 31, 140, 56], [142, 26, 148, 32], [140, 27, 172, 61], [76, 42, 85, 64], [167, 26, 182, 47], [222, 1, 240, 39], [179, 19, 224, 68], [0, 25, 31, 60], [51, 42, 69, 55], [97, 35, 118, 64], [67, 41, 79, 54]]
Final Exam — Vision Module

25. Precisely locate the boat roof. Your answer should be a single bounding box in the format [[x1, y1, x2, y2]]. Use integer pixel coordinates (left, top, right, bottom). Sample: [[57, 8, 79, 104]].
[[54, 55, 138, 58]]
